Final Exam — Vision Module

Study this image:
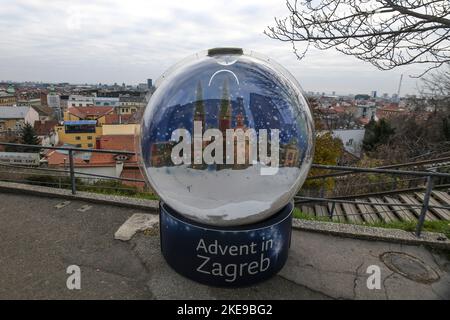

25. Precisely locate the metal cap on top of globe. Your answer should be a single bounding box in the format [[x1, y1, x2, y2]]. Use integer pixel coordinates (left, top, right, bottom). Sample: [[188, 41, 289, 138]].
[[139, 48, 314, 227]]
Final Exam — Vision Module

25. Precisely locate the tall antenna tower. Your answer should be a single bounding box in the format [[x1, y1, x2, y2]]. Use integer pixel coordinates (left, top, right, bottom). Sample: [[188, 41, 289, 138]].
[[396, 74, 403, 102]]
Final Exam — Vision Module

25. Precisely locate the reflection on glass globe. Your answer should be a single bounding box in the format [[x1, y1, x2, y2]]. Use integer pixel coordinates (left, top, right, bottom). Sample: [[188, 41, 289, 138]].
[[140, 48, 314, 226]]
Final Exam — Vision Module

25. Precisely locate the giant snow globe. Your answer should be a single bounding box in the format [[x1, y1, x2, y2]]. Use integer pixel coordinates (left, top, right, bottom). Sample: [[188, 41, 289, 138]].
[[140, 48, 314, 227]]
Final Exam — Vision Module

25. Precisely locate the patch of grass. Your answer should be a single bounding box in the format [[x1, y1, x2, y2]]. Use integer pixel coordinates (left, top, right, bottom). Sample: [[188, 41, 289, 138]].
[[78, 180, 160, 200], [368, 220, 416, 232], [127, 192, 159, 201], [293, 207, 336, 223], [368, 220, 450, 238], [84, 186, 160, 201], [24, 175, 160, 201], [420, 220, 450, 238], [293, 207, 450, 239]]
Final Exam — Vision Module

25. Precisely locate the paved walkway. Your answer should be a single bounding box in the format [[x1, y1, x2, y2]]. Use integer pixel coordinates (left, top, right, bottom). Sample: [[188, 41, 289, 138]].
[[0, 192, 448, 299]]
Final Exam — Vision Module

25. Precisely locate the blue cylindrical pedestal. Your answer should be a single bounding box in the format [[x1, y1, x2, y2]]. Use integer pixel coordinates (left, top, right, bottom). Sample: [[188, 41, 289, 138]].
[[159, 202, 293, 287]]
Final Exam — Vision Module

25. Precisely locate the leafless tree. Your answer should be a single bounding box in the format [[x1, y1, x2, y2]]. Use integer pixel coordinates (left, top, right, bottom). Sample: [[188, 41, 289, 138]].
[[421, 64, 450, 96], [417, 63, 450, 112], [266, 0, 450, 76]]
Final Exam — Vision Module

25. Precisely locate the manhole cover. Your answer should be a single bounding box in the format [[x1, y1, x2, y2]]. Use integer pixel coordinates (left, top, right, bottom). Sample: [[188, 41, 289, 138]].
[[380, 252, 440, 284]]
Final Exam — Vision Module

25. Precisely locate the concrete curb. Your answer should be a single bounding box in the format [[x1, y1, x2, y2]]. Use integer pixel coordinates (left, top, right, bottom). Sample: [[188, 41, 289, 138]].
[[0, 181, 448, 249], [0, 181, 159, 212], [292, 219, 450, 250]]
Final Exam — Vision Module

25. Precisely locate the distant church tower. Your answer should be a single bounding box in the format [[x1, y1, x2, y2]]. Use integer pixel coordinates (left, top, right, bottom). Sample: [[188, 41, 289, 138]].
[[192, 80, 207, 169], [219, 79, 232, 134], [194, 81, 205, 126], [216, 79, 233, 169]]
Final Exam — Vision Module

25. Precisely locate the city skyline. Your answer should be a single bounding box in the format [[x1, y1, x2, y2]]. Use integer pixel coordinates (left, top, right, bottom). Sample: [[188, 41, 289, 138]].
[[0, 79, 412, 99], [0, 0, 430, 95]]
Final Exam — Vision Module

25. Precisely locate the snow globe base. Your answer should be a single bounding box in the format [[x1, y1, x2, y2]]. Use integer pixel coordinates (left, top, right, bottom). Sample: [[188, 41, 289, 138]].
[[159, 202, 293, 287]]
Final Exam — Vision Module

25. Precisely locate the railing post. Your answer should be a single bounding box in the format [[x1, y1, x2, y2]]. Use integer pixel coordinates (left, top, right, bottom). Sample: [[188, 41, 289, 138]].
[[320, 177, 326, 198], [415, 176, 434, 237], [68, 149, 76, 195], [328, 201, 336, 219]]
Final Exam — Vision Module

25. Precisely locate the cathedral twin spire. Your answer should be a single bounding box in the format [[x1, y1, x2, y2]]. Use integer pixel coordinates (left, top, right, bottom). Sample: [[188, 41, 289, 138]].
[[194, 79, 235, 132]]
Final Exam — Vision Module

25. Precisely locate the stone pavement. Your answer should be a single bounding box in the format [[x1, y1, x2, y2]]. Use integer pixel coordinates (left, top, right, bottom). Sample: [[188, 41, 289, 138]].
[[280, 231, 449, 299], [0, 191, 448, 299]]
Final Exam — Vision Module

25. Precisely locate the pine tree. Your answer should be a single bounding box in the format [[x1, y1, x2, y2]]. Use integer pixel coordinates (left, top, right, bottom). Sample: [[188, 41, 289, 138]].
[[19, 123, 40, 152], [362, 119, 395, 152]]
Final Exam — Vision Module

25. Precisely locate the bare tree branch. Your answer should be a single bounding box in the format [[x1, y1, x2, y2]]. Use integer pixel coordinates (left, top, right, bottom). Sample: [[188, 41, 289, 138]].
[[265, 0, 450, 76]]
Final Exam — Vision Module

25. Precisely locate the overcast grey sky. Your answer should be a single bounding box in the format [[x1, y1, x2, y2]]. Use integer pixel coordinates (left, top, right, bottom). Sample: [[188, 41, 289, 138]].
[[0, 0, 430, 95]]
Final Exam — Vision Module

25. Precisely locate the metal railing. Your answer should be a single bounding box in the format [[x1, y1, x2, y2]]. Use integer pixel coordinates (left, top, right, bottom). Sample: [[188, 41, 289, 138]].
[[298, 164, 450, 237], [1, 142, 450, 237], [303, 156, 450, 198], [0, 142, 143, 195]]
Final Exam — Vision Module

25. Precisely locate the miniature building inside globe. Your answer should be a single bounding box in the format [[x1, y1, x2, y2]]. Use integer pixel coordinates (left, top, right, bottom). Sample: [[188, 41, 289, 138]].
[[140, 48, 314, 227]]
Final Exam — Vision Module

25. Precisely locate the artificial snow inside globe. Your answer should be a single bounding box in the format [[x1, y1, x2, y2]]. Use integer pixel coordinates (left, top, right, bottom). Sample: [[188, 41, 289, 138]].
[[140, 48, 314, 227]]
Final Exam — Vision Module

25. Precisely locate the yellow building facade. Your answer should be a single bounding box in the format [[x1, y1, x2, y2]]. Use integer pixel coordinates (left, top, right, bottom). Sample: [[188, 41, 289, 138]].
[[0, 119, 23, 132], [55, 121, 103, 149], [102, 124, 140, 135], [0, 94, 16, 106], [118, 106, 138, 115]]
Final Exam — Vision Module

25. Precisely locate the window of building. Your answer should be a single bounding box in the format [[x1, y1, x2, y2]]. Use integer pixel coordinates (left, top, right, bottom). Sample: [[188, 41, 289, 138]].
[[75, 136, 81, 140], [87, 136, 93, 140], [76, 144, 82, 148], [87, 143, 93, 148]]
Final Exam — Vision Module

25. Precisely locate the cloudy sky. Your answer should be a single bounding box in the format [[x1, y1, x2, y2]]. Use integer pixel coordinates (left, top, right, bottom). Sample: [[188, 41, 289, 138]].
[[0, 0, 429, 95]]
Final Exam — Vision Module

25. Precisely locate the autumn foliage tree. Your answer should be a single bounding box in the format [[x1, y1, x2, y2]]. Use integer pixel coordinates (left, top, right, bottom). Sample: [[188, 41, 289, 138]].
[[303, 131, 343, 193]]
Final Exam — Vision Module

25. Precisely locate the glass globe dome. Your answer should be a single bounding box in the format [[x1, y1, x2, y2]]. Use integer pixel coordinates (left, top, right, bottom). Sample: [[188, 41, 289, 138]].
[[140, 48, 314, 227]]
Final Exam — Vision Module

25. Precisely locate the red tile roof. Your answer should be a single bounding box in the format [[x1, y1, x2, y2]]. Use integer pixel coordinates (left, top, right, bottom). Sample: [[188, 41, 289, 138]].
[[120, 168, 146, 189], [379, 104, 402, 112], [104, 113, 133, 124], [332, 106, 345, 113], [34, 120, 58, 136], [376, 104, 407, 119], [46, 135, 138, 167], [97, 135, 136, 152], [45, 150, 90, 166], [67, 106, 114, 120], [357, 117, 371, 125]]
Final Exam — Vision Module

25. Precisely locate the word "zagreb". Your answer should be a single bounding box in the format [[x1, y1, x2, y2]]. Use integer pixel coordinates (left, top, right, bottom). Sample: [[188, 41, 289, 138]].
[[195, 238, 273, 283]]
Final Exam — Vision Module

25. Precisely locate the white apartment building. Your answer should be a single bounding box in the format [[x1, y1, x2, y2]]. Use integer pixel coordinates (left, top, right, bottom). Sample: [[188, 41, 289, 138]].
[[68, 95, 95, 107]]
